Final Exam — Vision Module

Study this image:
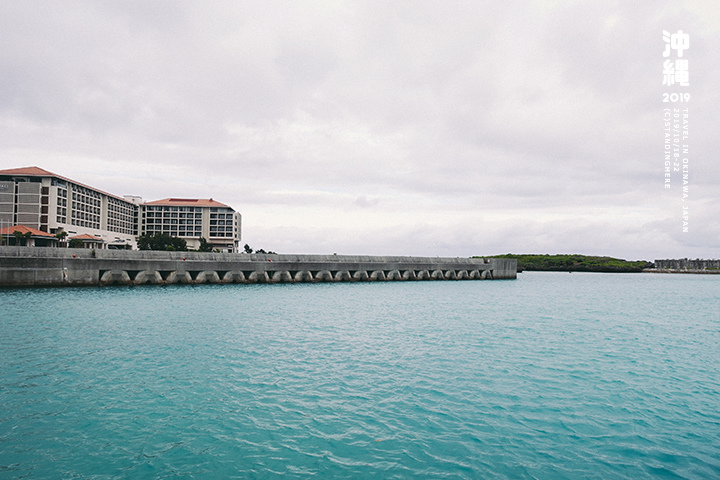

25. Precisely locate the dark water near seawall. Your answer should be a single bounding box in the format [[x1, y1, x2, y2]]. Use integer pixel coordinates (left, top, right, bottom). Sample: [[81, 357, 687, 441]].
[[1, 272, 719, 479]]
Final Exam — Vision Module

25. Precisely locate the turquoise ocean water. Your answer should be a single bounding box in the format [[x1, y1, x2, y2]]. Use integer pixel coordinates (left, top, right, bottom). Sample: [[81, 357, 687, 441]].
[[1, 272, 719, 479]]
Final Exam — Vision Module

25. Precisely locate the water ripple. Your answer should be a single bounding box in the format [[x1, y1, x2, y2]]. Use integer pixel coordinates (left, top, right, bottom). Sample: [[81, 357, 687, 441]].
[[1, 275, 719, 478]]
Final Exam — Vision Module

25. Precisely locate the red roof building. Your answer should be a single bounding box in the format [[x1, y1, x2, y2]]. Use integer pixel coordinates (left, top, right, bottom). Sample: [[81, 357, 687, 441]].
[[0, 166, 138, 248], [141, 198, 241, 252], [69, 233, 104, 249], [143, 198, 232, 208], [1, 166, 242, 252], [0, 224, 58, 247]]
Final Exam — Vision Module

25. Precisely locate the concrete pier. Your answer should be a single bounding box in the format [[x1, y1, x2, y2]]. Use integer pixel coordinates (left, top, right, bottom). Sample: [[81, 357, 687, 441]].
[[0, 246, 517, 287]]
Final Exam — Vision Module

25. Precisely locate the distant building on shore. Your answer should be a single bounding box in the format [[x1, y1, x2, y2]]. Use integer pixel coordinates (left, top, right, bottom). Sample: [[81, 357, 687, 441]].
[[652, 258, 720, 272], [0, 166, 241, 252]]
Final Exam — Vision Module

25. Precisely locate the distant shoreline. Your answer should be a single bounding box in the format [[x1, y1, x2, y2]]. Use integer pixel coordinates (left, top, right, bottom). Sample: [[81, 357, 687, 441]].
[[480, 254, 720, 275], [479, 254, 650, 273]]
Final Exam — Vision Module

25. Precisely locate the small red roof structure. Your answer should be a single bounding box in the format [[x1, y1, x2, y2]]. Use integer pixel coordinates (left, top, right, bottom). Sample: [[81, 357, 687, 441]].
[[0, 224, 58, 247], [70, 233, 103, 242], [0, 224, 55, 237]]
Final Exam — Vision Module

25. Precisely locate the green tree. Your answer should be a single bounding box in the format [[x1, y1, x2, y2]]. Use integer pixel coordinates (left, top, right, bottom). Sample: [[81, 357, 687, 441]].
[[242, 244, 277, 255], [69, 238, 84, 248], [12, 231, 32, 246], [478, 254, 651, 273], [137, 233, 187, 251], [198, 237, 212, 252], [55, 230, 68, 247]]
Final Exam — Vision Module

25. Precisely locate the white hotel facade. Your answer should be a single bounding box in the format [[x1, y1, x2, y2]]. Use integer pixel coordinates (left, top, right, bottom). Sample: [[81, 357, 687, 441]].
[[0, 167, 241, 252]]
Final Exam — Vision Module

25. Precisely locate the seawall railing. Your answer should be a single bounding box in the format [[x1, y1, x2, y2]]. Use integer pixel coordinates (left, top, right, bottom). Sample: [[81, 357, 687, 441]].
[[0, 247, 517, 287]]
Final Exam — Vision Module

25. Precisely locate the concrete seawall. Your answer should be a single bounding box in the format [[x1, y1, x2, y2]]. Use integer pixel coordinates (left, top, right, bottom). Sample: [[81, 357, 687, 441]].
[[0, 247, 517, 287]]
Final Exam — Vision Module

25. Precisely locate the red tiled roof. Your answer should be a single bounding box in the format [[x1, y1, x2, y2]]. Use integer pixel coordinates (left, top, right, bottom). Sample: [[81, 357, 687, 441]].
[[143, 198, 233, 208], [0, 166, 134, 203], [0, 224, 56, 237], [1, 167, 237, 212], [70, 233, 103, 241], [0, 166, 57, 176]]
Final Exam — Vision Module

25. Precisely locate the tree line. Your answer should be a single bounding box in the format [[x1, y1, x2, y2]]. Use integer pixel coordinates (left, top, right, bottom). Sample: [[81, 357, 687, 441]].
[[137, 233, 275, 254], [479, 254, 652, 272]]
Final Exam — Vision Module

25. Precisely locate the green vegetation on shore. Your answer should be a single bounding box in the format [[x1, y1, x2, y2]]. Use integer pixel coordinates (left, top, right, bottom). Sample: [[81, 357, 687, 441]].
[[478, 254, 652, 273], [138, 233, 189, 251]]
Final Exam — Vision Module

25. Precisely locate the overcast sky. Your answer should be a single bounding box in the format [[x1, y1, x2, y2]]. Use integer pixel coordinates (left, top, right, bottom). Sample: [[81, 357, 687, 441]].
[[1, 1, 718, 259]]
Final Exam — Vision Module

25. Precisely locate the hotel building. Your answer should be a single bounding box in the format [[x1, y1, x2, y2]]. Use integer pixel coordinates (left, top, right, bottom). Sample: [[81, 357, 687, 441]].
[[141, 198, 241, 252], [0, 166, 241, 252]]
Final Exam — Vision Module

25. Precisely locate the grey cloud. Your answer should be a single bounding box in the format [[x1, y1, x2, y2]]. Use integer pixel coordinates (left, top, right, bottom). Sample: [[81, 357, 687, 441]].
[[0, 0, 718, 258]]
